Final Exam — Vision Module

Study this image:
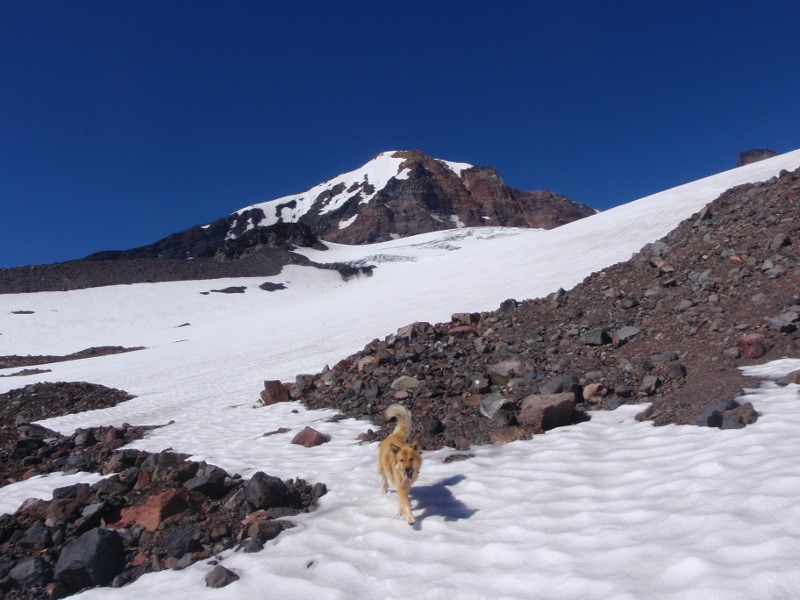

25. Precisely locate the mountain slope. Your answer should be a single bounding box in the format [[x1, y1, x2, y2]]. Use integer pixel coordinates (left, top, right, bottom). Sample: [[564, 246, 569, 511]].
[[241, 150, 595, 244]]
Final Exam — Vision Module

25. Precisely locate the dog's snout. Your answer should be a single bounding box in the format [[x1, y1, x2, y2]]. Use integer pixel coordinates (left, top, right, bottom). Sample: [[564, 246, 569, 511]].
[[405, 467, 414, 477]]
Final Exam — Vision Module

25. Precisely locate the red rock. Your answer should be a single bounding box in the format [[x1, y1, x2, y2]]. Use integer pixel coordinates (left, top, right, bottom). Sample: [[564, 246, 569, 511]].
[[517, 393, 576, 434], [115, 489, 191, 532], [260, 380, 289, 405], [291, 426, 331, 448], [737, 333, 771, 358]]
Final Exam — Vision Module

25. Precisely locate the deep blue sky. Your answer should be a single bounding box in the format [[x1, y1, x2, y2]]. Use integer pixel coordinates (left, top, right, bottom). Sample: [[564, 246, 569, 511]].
[[2, 1, 799, 268]]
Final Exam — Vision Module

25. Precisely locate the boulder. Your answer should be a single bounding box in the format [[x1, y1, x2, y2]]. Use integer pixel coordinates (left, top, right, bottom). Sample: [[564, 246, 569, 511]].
[[737, 333, 771, 358], [205, 565, 240, 588], [244, 472, 301, 511], [260, 380, 289, 405], [291, 426, 331, 448], [184, 464, 229, 499], [54, 528, 124, 591], [517, 393, 576, 433]]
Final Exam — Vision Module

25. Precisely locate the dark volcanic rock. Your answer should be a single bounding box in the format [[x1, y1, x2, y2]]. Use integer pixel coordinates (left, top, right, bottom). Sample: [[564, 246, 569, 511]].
[[294, 165, 800, 447], [315, 150, 594, 245], [737, 149, 778, 167]]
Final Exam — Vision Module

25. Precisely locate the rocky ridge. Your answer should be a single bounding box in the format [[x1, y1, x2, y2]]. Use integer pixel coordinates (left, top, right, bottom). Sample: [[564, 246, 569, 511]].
[[0, 383, 326, 598], [293, 166, 800, 448]]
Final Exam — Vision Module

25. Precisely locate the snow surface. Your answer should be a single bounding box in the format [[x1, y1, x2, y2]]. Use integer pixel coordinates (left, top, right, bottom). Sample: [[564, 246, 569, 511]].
[[2, 150, 800, 599]]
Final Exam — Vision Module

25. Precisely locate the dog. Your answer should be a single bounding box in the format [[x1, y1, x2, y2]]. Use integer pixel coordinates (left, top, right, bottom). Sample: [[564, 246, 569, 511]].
[[378, 403, 422, 525]]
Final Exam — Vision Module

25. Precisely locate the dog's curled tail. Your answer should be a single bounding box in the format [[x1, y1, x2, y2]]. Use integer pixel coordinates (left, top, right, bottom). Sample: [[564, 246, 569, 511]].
[[384, 404, 412, 440]]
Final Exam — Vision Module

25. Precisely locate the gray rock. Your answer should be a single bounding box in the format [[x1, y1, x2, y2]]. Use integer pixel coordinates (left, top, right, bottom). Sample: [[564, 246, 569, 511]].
[[694, 399, 739, 428], [540, 375, 581, 397], [615, 326, 640, 341], [184, 465, 229, 499], [54, 528, 124, 592], [205, 565, 240, 588], [582, 328, 611, 346], [245, 472, 300, 510], [10, 557, 52, 587]]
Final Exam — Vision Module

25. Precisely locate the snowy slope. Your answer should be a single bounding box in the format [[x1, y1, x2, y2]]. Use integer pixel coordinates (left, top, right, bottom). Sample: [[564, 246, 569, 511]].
[[1, 150, 800, 599]]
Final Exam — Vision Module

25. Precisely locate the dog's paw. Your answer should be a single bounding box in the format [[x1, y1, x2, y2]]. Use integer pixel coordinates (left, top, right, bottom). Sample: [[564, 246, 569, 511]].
[[406, 516, 416, 526]]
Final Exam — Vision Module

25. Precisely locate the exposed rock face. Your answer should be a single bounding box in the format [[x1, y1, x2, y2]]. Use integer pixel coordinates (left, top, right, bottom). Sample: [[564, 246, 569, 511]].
[[737, 149, 778, 167], [307, 151, 594, 244]]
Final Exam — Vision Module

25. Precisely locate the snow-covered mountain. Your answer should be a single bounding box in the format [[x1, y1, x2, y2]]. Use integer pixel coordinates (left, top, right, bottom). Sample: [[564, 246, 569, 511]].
[[237, 149, 595, 244], [1, 149, 800, 599], [79, 150, 594, 265]]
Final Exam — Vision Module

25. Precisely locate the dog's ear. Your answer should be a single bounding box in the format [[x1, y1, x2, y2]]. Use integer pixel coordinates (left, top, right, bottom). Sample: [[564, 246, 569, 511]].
[[411, 441, 420, 452], [390, 444, 401, 455]]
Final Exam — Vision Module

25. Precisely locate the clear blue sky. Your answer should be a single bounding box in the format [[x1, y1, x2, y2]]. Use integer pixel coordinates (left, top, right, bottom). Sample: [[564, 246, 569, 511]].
[[2, 1, 799, 268]]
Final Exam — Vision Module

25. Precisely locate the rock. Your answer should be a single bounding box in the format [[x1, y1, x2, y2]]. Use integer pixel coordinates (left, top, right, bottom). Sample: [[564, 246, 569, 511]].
[[451, 312, 475, 325], [390, 375, 422, 391], [165, 527, 203, 558], [614, 326, 640, 342], [10, 556, 52, 587], [737, 333, 771, 358], [487, 359, 527, 386], [779, 370, 800, 385], [489, 427, 530, 444], [540, 375, 581, 397], [184, 464, 229, 499], [640, 375, 661, 395], [54, 528, 124, 591], [722, 402, 759, 429], [583, 383, 606, 401], [582, 328, 611, 346], [205, 565, 240, 588], [770, 234, 791, 251], [18, 519, 52, 549], [244, 472, 301, 510], [517, 393, 576, 433], [694, 399, 740, 428], [116, 489, 192, 532], [260, 380, 290, 405], [765, 316, 797, 334], [248, 519, 294, 544], [737, 149, 778, 166], [478, 394, 516, 426], [291, 426, 331, 447]]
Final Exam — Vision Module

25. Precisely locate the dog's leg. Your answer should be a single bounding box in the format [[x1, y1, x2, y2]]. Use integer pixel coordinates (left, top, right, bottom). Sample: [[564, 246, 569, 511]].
[[396, 484, 415, 525], [380, 473, 388, 495]]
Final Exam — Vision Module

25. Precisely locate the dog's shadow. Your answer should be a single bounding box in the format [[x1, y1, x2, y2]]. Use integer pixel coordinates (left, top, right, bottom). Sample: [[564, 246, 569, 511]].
[[411, 474, 477, 524]]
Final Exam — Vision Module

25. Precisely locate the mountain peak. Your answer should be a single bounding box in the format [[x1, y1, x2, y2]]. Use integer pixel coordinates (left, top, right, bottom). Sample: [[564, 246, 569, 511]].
[[238, 150, 594, 245]]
